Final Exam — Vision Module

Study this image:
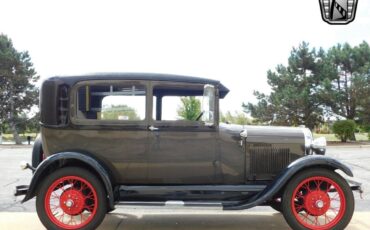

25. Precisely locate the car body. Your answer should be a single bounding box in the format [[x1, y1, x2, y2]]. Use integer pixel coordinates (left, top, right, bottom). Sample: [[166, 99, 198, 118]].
[[15, 73, 362, 230]]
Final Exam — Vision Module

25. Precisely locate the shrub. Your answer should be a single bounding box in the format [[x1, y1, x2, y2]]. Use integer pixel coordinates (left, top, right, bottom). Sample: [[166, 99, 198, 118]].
[[332, 120, 356, 142], [361, 124, 370, 133]]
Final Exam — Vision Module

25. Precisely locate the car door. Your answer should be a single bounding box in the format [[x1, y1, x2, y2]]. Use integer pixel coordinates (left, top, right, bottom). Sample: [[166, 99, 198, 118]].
[[70, 80, 150, 184], [146, 82, 221, 184]]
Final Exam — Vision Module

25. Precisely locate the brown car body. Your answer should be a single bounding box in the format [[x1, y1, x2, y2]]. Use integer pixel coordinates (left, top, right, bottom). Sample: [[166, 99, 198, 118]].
[[39, 73, 308, 185]]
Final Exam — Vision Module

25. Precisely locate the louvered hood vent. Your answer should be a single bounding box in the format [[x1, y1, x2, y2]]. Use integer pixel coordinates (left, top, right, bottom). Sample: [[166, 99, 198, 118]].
[[250, 146, 290, 174]]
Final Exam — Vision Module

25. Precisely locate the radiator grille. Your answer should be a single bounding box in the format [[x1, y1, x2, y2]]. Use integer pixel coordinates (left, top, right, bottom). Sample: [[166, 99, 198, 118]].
[[250, 147, 290, 174]]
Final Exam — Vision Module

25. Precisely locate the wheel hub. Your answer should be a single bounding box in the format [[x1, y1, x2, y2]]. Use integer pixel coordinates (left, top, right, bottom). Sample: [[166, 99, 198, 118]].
[[304, 190, 330, 216], [65, 199, 74, 208], [316, 200, 324, 208], [60, 189, 85, 215]]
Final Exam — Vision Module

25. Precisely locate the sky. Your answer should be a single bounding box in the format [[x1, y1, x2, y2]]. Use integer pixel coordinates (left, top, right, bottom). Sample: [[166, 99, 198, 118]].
[[1, 0, 370, 114]]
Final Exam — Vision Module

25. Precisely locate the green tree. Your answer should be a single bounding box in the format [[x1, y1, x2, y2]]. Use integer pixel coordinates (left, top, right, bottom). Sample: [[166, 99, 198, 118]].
[[0, 34, 39, 144], [177, 96, 201, 121], [220, 111, 253, 125], [356, 66, 370, 131], [243, 42, 324, 129], [25, 112, 41, 133], [0, 112, 40, 134], [319, 42, 370, 121]]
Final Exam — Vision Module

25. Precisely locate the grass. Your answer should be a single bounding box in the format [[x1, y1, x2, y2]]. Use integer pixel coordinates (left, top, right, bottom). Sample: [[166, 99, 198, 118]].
[[1, 133, 37, 142], [313, 133, 369, 142]]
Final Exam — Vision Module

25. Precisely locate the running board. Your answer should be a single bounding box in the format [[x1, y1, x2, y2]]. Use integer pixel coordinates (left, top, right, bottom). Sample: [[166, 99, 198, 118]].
[[120, 185, 266, 192], [118, 200, 242, 208]]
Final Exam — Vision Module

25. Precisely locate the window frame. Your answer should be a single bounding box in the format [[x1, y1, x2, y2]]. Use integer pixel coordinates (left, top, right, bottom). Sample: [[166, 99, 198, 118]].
[[70, 80, 149, 126], [150, 81, 219, 128]]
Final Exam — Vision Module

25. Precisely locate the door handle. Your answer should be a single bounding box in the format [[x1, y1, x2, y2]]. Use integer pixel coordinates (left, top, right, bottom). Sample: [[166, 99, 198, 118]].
[[148, 125, 159, 131]]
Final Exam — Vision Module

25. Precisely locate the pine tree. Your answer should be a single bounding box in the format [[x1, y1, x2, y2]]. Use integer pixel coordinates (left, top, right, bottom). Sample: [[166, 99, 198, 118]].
[[243, 42, 324, 129], [0, 34, 39, 144]]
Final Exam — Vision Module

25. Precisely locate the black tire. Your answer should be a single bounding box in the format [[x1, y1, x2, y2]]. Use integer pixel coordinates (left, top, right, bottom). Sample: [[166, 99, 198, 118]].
[[36, 167, 107, 230], [31, 137, 43, 168], [269, 198, 282, 213], [281, 169, 354, 230]]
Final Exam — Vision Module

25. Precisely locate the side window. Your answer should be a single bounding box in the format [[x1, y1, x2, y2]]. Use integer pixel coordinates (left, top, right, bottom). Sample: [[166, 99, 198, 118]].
[[154, 96, 203, 121], [152, 84, 206, 123], [77, 84, 146, 121]]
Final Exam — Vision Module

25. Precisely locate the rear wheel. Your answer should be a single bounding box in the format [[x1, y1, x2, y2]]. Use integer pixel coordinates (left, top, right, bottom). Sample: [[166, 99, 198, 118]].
[[282, 169, 354, 230], [36, 167, 107, 230]]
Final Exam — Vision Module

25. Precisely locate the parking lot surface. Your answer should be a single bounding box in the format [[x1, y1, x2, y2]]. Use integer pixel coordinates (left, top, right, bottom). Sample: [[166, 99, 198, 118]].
[[1, 209, 370, 230], [0, 145, 369, 229]]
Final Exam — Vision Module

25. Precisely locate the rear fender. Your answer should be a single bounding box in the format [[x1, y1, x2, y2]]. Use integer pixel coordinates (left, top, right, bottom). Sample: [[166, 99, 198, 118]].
[[23, 152, 115, 210], [31, 135, 43, 168]]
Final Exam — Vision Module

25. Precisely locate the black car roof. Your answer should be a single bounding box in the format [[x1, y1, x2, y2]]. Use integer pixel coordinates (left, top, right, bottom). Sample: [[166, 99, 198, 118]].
[[48, 72, 230, 98]]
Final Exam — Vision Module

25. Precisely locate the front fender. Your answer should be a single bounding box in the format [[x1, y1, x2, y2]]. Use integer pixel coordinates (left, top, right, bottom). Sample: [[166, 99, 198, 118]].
[[224, 155, 353, 210], [265, 155, 353, 197], [286, 155, 353, 177], [23, 152, 115, 210]]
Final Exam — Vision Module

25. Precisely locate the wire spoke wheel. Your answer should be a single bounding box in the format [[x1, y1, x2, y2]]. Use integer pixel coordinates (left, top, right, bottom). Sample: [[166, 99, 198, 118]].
[[282, 169, 354, 230], [291, 176, 346, 229], [45, 176, 98, 229]]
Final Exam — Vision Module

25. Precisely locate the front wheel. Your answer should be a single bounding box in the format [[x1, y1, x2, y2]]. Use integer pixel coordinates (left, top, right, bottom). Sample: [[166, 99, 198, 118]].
[[36, 167, 107, 230], [282, 169, 354, 230]]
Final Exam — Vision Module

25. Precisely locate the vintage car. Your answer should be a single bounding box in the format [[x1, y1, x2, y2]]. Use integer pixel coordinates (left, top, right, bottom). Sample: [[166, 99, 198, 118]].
[[15, 73, 362, 230]]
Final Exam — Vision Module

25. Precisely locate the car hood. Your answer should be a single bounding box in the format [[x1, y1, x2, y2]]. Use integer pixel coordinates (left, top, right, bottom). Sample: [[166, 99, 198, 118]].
[[219, 123, 309, 144]]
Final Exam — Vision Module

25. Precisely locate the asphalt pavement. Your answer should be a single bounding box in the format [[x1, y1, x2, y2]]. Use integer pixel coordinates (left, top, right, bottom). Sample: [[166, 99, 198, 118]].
[[1, 210, 370, 230], [0, 145, 369, 229]]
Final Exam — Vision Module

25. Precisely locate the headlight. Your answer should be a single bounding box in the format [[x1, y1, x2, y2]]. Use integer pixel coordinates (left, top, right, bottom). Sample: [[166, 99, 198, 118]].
[[302, 128, 313, 155], [311, 137, 327, 155]]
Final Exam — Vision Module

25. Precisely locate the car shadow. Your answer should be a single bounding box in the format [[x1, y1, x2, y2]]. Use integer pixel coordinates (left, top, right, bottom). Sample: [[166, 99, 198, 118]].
[[99, 212, 290, 230]]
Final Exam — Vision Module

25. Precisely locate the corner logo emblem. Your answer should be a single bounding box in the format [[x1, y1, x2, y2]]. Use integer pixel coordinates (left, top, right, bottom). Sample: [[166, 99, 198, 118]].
[[319, 0, 358, 24]]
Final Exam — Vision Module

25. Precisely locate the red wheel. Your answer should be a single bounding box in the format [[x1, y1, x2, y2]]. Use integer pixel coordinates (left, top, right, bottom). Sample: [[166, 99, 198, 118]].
[[282, 169, 354, 230], [292, 176, 345, 229], [45, 176, 97, 229], [36, 167, 107, 230]]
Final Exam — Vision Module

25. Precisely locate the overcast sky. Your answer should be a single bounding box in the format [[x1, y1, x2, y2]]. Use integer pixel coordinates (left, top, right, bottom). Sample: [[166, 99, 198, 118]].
[[1, 0, 369, 113]]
